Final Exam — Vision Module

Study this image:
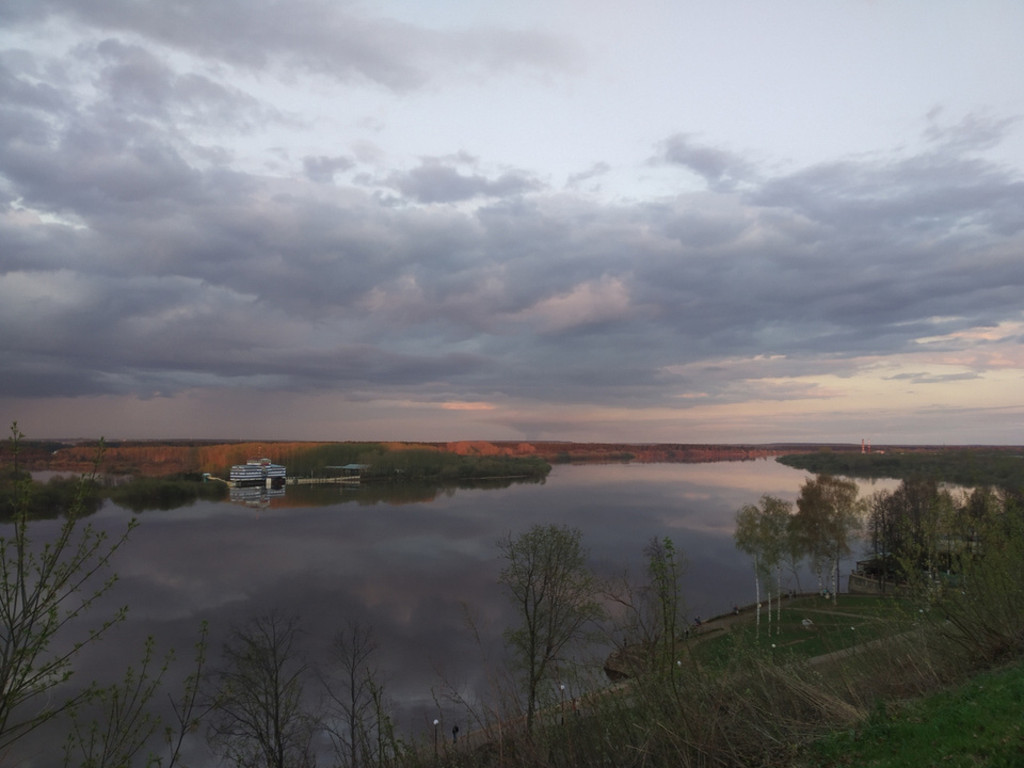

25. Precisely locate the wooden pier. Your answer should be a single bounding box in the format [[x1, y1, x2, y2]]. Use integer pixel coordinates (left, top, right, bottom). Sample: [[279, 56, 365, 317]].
[[288, 476, 362, 486]]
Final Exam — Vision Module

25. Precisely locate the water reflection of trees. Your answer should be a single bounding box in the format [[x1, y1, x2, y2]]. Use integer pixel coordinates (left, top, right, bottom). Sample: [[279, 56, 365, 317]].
[[258, 475, 547, 508], [0, 473, 103, 520]]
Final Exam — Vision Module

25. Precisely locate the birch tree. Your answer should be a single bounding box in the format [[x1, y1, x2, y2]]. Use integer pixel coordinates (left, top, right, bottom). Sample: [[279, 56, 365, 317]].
[[793, 475, 863, 603], [734, 503, 765, 636], [734, 495, 792, 637]]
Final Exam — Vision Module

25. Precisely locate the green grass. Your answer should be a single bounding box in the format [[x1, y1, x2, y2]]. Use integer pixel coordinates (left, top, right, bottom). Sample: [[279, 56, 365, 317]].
[[805, 659, 1024, 767], [670, 595, 1024, 767], [689, 595, 908, 668]]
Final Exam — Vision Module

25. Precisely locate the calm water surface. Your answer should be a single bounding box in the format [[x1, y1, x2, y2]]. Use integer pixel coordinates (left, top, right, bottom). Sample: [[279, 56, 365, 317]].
[[19, 460, 890, 764]]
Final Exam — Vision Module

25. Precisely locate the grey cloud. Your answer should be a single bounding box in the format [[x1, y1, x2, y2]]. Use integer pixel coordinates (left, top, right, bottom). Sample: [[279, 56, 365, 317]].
[[0, 362, 114, 399], [924, 109, 1020, 154], [7, 0, 571, 91], [3, 147, 1020, 408], [90, 38, 269, 130], [0, 52, 70, 114], [9, 124, 205, 215], [752, 153, 1024, 240], [94, 39, 177, 114], [656, 134, 755, 191], [2, 34, 1023, 414], [885, 371, 983, 385], [303, 155, 355, 183], [566, 162, 610, 188], [386, 161, 542, 203]]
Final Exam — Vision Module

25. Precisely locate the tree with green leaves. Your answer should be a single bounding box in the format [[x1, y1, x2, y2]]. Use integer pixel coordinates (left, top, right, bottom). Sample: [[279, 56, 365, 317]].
[[793, 475, 863, 603], [61, 624, 210, 768], [0, 423, 136, 755], [866, 489, 906, 593], [609, 537, 688, 675], [644, 536, 687, 670], [735, 495, 792, 637], [765, 495, 793, 630], [498, 524, 604, 731]]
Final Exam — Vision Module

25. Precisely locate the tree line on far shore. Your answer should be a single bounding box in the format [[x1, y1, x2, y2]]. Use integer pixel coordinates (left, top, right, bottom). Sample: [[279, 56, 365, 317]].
[[0, 445, 551, 520], [778, 446, 1024, 489]]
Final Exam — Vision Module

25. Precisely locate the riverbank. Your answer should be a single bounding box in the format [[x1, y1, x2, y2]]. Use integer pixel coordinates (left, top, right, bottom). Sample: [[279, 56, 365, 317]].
[[3, 437, 836, 477]]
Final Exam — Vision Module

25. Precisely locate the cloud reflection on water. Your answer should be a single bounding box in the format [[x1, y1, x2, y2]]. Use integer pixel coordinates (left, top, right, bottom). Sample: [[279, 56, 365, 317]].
[[16, 459, 845, 764]]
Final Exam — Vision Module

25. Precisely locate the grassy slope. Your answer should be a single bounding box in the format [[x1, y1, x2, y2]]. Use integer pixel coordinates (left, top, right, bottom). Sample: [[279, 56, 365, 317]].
[[803, 659, 1024, 767], [665, 596, 1024, 767]]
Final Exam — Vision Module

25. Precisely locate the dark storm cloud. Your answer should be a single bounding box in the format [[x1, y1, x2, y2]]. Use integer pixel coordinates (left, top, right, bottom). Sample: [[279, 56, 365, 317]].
[[1, 7, 1022, 416]]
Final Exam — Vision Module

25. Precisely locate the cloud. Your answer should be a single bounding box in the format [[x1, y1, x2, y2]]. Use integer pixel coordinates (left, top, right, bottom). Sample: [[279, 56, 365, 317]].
[[655, 134, 756, 191], [885, 371, 983, 385], [3, 117, 1023, 414], [303, 154, 355, 183], [512, 275, 631, 333], [566, 162, 610, 189], [6, 0, 573, 91], [385, 160, 542, 203], [440, 401, 495, 411], [923, 108, 1020, 154], [1, 2, 1023, 441]]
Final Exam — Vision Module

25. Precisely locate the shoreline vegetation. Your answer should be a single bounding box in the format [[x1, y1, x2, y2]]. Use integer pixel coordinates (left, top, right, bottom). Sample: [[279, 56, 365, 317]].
[[3, 439, 1021, 516], [6, 437, 1022, 478], [2, 438, 797, 477], [778, 446, 1024, 490]]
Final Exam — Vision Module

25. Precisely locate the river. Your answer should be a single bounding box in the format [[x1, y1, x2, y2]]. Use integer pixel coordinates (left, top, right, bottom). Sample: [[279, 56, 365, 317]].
[[13, 459, 895, 766]]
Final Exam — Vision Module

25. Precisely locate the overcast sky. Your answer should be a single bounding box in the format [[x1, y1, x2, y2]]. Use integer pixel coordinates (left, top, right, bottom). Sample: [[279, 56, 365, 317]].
[[2, 1, 1023, 444]]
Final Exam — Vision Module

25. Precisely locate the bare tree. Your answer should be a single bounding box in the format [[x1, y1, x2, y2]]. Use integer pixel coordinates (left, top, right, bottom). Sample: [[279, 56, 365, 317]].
[[498, 524, 604, 731], [322, 621, 396, 768], [207, 613, 318, 768]]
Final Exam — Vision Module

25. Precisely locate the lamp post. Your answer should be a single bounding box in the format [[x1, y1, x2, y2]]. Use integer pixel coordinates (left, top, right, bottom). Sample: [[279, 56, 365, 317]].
[[433, 718, 439, 762]]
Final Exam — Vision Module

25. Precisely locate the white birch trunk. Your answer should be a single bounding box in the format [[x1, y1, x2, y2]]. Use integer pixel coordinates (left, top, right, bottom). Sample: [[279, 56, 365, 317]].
[[754, 558, 761, 639], [776, 567, 783, 635]]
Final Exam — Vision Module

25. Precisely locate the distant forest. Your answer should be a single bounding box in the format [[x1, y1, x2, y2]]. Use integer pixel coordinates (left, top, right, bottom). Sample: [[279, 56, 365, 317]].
[[6, 433, 1022, 501], [1, 438, 787, 477], [778, 448, 1024, 491], [0, 439, 551, 481], [0, 439, 552, 517]]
